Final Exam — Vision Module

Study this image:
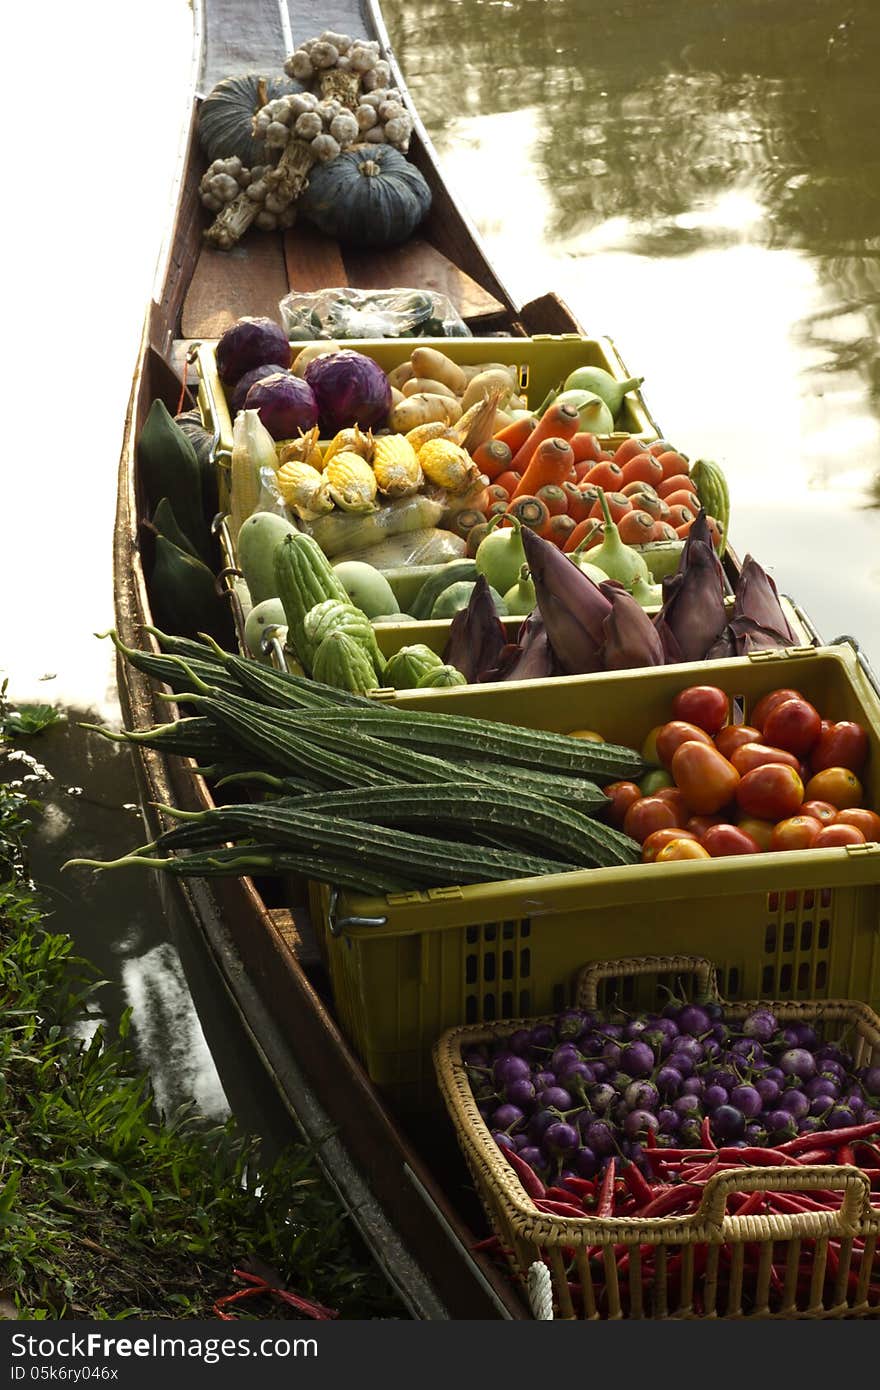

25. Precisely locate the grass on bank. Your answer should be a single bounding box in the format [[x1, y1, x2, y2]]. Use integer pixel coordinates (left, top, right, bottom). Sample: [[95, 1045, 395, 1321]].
[[0, 692, 402, 1319]]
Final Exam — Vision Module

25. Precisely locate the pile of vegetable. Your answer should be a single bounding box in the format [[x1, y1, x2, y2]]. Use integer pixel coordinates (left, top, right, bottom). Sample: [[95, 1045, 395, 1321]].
[[198, 33, 432, 250], [70, 627, 648, 893], [463, 1000, 880, 1315], [605, 681, 876, 861]]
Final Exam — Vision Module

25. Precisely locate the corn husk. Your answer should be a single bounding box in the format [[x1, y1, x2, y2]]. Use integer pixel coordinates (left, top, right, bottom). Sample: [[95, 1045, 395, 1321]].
[[276, 460, 334, 520], [373, 434, 423, 498], [276, 427, 323, 471], [322, 426, 374, 468], [418, 438, 482, 494], [230, 409, 278, 540], [452, 387, 505, 455], [324, 452, 379, 512]]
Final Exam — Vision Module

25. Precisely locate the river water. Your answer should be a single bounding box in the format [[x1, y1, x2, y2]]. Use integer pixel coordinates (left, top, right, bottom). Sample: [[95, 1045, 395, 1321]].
[[3, 0, 879, 1117]]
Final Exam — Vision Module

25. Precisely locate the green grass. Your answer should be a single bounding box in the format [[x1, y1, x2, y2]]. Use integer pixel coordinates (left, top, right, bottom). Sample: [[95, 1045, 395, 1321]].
[[0, 696, 403, 1320]]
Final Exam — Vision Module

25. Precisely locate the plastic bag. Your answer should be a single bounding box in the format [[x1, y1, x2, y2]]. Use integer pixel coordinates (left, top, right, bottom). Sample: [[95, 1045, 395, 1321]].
[[279, 286, 471, 341], [306, 493, 446, 558], [257, 465, 296, 523], [332, 528, 467, 569]]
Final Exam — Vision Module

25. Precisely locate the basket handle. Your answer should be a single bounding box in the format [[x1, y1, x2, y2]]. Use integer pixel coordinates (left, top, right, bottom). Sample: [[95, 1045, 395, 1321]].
[[698, 1164, 871, 1236], [576, 955, 719, 1010]]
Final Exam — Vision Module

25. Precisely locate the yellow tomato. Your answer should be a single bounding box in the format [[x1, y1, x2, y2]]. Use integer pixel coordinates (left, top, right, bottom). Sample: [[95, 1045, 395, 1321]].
[[641, 725, 664, 763], [567, 729, 605, 742], [655, 838, 711, 862]]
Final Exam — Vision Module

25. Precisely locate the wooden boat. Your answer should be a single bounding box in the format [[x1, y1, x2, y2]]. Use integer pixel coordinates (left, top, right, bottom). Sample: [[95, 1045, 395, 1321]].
[[115, 0, 613, 1320]]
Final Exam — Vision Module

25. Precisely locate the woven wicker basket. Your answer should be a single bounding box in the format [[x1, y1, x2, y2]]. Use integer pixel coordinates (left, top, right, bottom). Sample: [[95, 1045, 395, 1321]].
[[435, 954, 880, 1319]]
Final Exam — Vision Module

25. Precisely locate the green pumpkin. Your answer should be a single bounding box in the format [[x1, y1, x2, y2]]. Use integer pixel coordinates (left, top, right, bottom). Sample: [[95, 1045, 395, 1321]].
[[198, 73, 302, 168], [300, 144, 432, 247]]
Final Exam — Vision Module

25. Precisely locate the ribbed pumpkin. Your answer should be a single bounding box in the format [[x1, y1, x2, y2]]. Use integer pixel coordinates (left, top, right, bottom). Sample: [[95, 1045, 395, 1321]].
[[299, 144, 432, 246], [198, 73, 302, 167]]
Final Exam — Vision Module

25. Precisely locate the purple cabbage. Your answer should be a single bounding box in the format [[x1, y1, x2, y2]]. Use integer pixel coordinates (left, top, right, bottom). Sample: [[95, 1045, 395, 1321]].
[[229, 363, 290, 414], [304, 349, 392, 434], [216, 316, 292, 385], [243, 372, 318, 440]]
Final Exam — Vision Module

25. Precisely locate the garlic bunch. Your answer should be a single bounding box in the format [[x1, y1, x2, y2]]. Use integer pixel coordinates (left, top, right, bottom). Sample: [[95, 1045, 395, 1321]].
[[252, 92, 361, 203], [200, 159, 295, 250], [353, 89, 413, 152], [283, 32, 392, 108]]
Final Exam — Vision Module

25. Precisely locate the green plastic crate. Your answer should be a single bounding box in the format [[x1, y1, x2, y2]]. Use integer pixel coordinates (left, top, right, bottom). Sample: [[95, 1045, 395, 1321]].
[[311, 645, 880, 1110]]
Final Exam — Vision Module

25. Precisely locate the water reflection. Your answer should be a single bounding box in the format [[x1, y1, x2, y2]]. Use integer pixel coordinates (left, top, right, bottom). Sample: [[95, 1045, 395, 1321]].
[[384, 0, 880, 657]]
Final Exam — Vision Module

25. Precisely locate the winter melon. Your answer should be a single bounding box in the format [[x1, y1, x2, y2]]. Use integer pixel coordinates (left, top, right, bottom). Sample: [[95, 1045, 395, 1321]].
[[331, 561, 399, 619], [237, 512, 298, 604]]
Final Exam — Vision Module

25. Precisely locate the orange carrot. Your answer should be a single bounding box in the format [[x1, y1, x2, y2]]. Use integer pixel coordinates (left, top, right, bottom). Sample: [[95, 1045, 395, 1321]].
[[573, 461, 592, 482], [493, 416, 537, 453], [507, 495, 550, 532], [620, 453, 665, 489], [617, 510, 656, 544], [613, 437, 652, 466], [582, 460, 624, 492], [588, 491, 632, 523], [536, 484, 569, 517], [511, 436, 575, 500], [657, 473, 697, 499], [663, 488, 703, 512], [563, 518, 603, 554], [509, 401, 580, 474], [655, 450, 690, 480], [539, 513, 577, 547], [493, 470, 522, 497], [667, 503, 696, 529], [483, 483, 511, 509], [652, 520, 679, 542], [570, 432, 603, 464], [472, 438, 512, 480], [563, 482, 598, 523]]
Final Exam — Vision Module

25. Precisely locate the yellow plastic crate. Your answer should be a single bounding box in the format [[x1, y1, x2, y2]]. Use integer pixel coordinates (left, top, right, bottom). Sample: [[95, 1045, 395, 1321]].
[[192, 332, 661, 498], [435, 954, 880, 1319], [311, 645, 880, 1110]]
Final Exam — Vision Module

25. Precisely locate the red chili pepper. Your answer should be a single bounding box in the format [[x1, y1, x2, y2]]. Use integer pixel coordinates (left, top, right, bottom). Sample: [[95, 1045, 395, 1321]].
[[701, 1115, 716, 1150], [597, 1158, 617, 1217], [503, 1146, 547, 1200], [779, 1120, 880, 1154], [837, 1143, 855, 1166], [534, 1198, 589, 1219], [545, 1185, 581, 1204], [561, 1175, 597, 1200], [717, 1146, 800, 1166], [732, 1190, 767, 1217], [471, 1235, 501, 1253], [636, 1183, 703, 1218], [621, 1160, 653, 1209], [646, 1126, 657, 1150]]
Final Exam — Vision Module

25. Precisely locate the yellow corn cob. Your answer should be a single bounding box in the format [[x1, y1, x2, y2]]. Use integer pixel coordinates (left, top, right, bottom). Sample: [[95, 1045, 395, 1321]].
[[276, 460, 333, 520], [324, 451, 379, 512], [372, 434, 423, 499], [417, 438, 482, 495], [405, 421, 452, 451], [276, 427, 323, 472], [322, 426, 374, 468]]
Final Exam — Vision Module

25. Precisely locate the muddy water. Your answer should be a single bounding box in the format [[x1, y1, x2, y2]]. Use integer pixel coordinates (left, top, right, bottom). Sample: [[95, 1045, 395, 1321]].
[[385, 0, 880, 662]]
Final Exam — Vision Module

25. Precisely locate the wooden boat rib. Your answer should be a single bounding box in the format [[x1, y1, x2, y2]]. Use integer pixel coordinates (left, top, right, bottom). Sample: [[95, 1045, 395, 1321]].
[[116, 0, 593, 1320]]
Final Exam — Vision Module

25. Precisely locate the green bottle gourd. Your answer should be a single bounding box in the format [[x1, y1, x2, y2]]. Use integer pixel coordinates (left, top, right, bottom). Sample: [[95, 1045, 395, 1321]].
[[567, 525, 609, 584], [474, 514, 527, 596], [587, 490, 650, 588], [503, 565, 537, 616], [629, 574, 663, 609], [553, 389, 615, 436], [561, 366, 644, 420]]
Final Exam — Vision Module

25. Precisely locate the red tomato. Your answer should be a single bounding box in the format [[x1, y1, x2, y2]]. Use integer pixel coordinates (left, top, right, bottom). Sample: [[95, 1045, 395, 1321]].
[[656, 721, 714, 768], [641, 827, 699, 863], [804, 767, 863, 811], [769, 816, 823, 852], [655, 838, 711, 862], [715, 724, 762, 759], [801, 800, 839, 826], [762, 697, 822, 757], [750, 688, 804, 733], [686, 814, 728, 837], [810, 721, 870, 775], [700, 824, 762, 857], [671, 742, 741, 815], [730, 743, 802, 777], [670, 685, 729, 735], [624, 796, 684, 843], [603, 781, 643, 829], [737, 817, 775, 850], [814, 823, 867, 849], [835, 808, 880, 841], [654, 786, 691, 823], [736, 764, 804, 821]]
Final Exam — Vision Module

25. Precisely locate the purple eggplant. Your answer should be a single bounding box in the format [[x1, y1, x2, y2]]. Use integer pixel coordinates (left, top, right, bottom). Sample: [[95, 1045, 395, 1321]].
[[441, 573, 507, 683], [599, 581, 666, 670], [653, 510, 728, 662], [521, 526, 612, 674]]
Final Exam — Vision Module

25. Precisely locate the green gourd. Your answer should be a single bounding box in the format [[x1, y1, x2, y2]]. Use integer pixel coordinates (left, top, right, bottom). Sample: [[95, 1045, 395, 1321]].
[[431, 581, 507, 620], [138, 400, 211, 562], [311, 630, 380, 695], [630, 574, 663, 609], [562, 366, 644, 420], [198, 73, 301, 167], [416, 664, 467, 688], [303, 599, 386, 677], [244, 598, 288, 658], [384, 644, 444, 690], [149, 536, 225, 640], [331, 561, 399, 618], [410, 560, 477, 620], [237, 512, 298, 605], [299, 144, 432, 247], [372, 612, 416, 624], [502, 565, 537, 616], [587, 490, 650, 588], [152, 498, 199, 559], [474, 515, 527, 597]]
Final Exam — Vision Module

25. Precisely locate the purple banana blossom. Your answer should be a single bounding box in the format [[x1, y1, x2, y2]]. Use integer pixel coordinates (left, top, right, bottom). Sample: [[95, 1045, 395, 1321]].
[[442, 574, 507, 683], [521, 526, 612, 674], [479, 609, 558, 682], [653, 510, 728, 662], [729, 556, 798, 652], [600, 581, 666, 670]]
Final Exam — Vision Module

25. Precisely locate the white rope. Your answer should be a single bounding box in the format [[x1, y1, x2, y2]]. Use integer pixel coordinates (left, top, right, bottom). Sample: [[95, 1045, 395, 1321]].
[[527, 1261, 554, 1320]]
